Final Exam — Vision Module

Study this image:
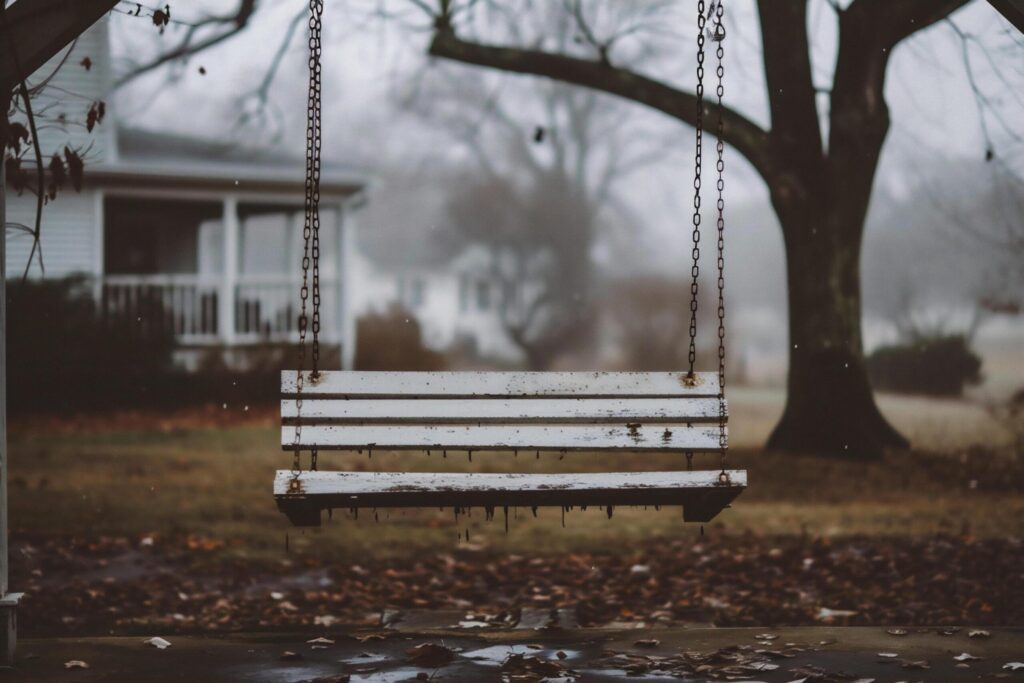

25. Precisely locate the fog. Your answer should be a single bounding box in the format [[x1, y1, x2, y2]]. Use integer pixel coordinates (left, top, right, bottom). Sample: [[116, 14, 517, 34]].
[[102, 0, 1023, 386]]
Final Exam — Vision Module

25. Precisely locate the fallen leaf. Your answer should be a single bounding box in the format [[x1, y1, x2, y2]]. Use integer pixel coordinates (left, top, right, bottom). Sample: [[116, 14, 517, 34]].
[[816, 607, 857, 620], [901, 659, 930, 669], [406, 642, 455, 667], [280, 650, 302, 661], [64, 660, 89, 670], [307, 637, 335, 645], [877, 652, 899, 658], [144, 636, 171, 649], [1004, 662, 1024, 671], [634, 639, 660, 648], [954, 652, 981, 662], [886, 628, 908, 636], [968, 629, 991, 638]]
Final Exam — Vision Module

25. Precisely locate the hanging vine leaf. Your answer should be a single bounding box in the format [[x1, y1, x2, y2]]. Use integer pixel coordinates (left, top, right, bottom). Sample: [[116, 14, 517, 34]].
[[5, 121, 29, 155], [152, 5, 171, 33], [48, 154, 67, 200], [65, 147, 84, 192], [4, 156, 28, 194], [86, 101, 106, 133]]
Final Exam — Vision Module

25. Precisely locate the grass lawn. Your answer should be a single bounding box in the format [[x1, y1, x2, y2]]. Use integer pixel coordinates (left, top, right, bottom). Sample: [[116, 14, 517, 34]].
[[8, 388, 1022, 568]]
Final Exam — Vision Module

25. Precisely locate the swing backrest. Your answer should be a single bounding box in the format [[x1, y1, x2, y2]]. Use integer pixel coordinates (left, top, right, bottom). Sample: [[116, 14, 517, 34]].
[[276, 370, 744, 526]]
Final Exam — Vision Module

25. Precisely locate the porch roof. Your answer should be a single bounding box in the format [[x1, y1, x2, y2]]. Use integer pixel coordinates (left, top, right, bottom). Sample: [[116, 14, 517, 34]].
[[88, 127, 366, 200]]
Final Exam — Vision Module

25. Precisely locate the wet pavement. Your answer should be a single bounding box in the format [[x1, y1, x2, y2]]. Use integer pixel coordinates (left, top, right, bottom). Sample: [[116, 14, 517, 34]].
[[2, 624, 1022, 681]]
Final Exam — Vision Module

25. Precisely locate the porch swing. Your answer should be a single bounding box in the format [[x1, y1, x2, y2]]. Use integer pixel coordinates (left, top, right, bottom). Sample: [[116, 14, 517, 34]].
[[274, 0, 746, 528]]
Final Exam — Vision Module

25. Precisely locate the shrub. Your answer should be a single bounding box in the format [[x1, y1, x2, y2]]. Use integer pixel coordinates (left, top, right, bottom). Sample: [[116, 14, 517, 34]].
[[354, 304, 446, 371], [6, 276, 177, 413], [867, 334, 982, 396]]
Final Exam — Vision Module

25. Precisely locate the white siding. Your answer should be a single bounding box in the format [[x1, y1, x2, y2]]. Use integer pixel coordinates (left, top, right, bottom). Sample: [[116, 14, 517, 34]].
[[27, 21, 114, 163], [5, 21, 111, 280], [5, 193, 99, 278]]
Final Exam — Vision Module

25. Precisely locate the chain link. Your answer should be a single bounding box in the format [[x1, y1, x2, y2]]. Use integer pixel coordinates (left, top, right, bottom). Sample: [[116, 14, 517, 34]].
[[293, 0, 324, 473], [713, 0, 728, 470], [686, 0, 706, 377]]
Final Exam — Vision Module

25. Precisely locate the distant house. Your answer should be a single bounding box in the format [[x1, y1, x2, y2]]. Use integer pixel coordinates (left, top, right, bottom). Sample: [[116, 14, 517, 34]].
[[5, 18, 535, 368], [4, 20, 365, 368], [349, 177, 528, 362]]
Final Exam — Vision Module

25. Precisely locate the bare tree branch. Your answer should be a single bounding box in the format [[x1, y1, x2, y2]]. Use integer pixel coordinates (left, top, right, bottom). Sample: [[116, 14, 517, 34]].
[[427, 20, 773, 178], [115, 0, 258, 88], [848, 0, 970, 48]]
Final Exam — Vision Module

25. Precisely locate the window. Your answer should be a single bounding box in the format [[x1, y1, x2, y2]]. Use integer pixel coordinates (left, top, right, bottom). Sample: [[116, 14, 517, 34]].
[[458, 274, 470, 312], [476, 281, 491, 311], [410, 278, 426, 308], [104, 197, 221, 275], [400, 277, 426, 309]]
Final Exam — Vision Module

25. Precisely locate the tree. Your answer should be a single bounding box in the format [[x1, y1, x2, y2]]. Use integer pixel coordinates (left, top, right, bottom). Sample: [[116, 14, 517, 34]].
[[419, 0, 986, 457], [403, 54, 666, 368], [444, 171, 594, 369]]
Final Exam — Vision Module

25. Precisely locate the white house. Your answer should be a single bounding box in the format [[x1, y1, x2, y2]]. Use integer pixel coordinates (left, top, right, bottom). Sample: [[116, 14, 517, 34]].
[[5, 18, 539, 368], [5, 20, 366, 368], [349, 176, 531, 363]]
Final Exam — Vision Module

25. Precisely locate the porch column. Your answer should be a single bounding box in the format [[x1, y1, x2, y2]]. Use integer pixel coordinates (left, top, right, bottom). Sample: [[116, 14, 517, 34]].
[[338, 203, 356, 370], [219, 196, 239, 345]]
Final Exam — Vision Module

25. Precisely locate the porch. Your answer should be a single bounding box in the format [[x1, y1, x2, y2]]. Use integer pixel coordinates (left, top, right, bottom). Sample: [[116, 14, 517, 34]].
[[99, 194, 353, 362]]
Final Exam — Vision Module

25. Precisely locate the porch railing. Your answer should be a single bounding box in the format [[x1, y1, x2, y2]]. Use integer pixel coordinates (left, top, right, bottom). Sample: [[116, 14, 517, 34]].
[[102, 275, 220, 344], [101, 274, 340, 345]]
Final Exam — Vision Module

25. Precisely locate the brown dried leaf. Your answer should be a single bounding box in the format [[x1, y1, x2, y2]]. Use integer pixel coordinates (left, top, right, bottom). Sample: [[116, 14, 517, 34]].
[[406, 642, 455, 667]]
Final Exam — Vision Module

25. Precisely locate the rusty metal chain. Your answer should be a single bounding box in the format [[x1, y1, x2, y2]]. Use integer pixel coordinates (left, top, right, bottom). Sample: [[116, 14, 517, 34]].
[[713, 0, 728, 472], [308, 0, 323, 472], [293, 0, 324, 474], [686, 0, 706, 378]]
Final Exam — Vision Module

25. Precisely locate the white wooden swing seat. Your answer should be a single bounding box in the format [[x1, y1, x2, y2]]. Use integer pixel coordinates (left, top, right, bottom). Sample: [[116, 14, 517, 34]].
[[275, 370, 746, 527]]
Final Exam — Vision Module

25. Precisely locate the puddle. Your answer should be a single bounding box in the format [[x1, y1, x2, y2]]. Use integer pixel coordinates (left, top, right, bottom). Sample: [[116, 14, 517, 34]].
[[341, 652, 393, 665], [227, 663, 342, 682], [580, 669, 681, 681], [245, 568, 335, 596], [350, 667, 429, 682], [462, 644, 582, 667]]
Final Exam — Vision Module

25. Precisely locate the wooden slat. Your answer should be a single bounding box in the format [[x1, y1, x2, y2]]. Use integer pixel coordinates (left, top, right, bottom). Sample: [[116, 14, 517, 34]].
[[282, 397, 727, 424], [281, 371, 721, 398], [282, 423, 725, 451], [274, 470, 747, 526]]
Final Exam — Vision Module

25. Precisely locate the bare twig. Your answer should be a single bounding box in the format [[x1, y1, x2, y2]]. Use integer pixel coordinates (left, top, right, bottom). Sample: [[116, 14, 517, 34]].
[[115, 0, 258, 88]]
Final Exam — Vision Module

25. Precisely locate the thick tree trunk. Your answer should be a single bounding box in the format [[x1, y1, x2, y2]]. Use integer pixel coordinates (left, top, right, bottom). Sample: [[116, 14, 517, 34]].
[[767, 201, 909, 457]]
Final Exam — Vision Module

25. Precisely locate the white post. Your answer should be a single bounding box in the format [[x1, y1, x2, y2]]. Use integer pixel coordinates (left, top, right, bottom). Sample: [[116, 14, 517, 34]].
[[0, 96, 24, 666], [219, 196, 239, 345], [339, 202, 356, 370], [91, 192, 104, 303]]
